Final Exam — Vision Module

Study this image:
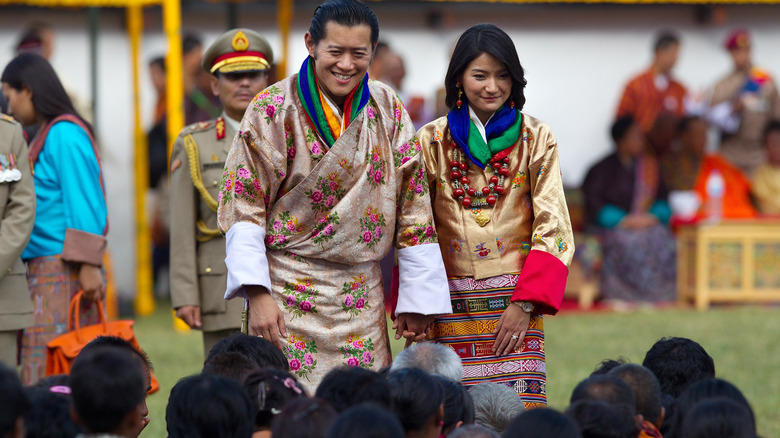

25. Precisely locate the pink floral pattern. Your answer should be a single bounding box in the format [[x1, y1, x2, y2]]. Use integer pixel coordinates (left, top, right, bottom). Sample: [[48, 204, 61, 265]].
[[340, 274, 370, 319], [394, 136, 422, 168], [282, 278, 319, 320], [404, 164, 429, 201], [252, 85, 284, 124], [306, 128, 326, 162], [219, 164, 265, 205], [266, 211, 303, 249], [402, 220, 437, 246], [357, 206, 386, 250], [365, 146, 386, 188], [311, 212, 340, 248], [284, 334, 318, 381], [341, 334, 375, 369], [305, 172, 346, 214]]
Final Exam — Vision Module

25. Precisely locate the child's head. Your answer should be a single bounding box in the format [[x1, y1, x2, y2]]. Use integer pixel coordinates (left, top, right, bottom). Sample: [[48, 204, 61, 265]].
[[23, 387, 82, 438], [202, 351, 261, 383], [763, 120, 780, 166], [206, 332, 289, 371], [70, 347, 147, 436], [315, 366, 392, 413], [166, 374, 254, 438], [387, 368, 444, 436], [0, 363, 29, 438], [243, 368, 307, 430], [270, 398, 336, 438], [642, 337, 715, 398]]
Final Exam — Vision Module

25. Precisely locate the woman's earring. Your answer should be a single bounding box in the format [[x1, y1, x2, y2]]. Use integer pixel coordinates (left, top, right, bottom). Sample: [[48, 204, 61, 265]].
[[508, 100, 515, 109], [456, 82, 463, 109]]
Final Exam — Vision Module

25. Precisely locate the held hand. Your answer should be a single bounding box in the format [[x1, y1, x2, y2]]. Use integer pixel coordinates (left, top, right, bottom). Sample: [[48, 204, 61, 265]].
[[493, 304, 531, 357], [176, 305, 202, 329], [246, 286, 287, 349], [393, 313, 436, 348], [78, 264, 105, 302]]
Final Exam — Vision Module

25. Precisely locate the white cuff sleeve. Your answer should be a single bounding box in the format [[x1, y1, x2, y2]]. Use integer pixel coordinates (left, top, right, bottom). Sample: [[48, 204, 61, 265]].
[[707, 101, 741, 134], [224, 222, 272, 300], [395, 243, 452, 315]]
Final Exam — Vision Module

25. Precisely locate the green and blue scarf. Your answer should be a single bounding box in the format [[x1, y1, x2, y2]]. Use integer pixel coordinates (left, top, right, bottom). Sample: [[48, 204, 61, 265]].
[[447, 103, 522, 169]]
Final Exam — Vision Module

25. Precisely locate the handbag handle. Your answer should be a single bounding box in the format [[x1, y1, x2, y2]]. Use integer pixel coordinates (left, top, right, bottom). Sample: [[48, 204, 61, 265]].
[[68, 291, 109, 343]]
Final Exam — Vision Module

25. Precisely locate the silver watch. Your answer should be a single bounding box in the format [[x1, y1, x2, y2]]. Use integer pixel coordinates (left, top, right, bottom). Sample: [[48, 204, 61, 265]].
[[513, 300, 535, 314]]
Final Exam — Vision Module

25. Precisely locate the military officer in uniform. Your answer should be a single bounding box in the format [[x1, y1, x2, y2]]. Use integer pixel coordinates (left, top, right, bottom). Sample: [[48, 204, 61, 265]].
[[169, 29, 273, 355], [0, 113, 35, 368]]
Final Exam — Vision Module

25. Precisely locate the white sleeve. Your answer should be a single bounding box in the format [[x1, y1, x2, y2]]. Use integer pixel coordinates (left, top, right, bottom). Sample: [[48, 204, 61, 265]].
[[395, 243, 452, 315], [707, 100, 741, 134], [224, 222, 272, 300]]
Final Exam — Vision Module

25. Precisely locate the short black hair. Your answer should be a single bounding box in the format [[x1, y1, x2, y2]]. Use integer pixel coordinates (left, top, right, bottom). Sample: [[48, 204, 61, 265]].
[[182, 33, 203, 54], [244, 368, 307, 429], [432, 375, 474, 434], [679, 398, 756, 438], [206, 332, 289, 371], [566, 399, 640, 438], [23, 387, 82, 438], [308, 0, 379, 46], [642, 337, 715, 398], [445, 23, 527, 111], [387, 368, 444, 433], [667, 378, 754, 438], [203, 351, 261, 383], [590, 357, 628, 376], [0, 363, 29, 438], [608, 364, 663, 424], [763, 119, 780, 143], [315, 366, 392, 413], [81, 336, 154, 392], [327, 403, 405, 438], [610, 115, 636, 144], [570, 375, 636, 413], [166, 374, 254, 438], [654, 31, 680, 52], [149, 56, 165, 71], [70, 347, 146, 433], [502, 408, 581, 438], [270, 397, 337, 438]]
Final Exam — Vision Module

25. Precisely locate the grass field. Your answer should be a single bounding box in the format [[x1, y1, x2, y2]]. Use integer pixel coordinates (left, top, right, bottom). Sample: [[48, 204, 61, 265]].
[[134, 303, 780, 438]]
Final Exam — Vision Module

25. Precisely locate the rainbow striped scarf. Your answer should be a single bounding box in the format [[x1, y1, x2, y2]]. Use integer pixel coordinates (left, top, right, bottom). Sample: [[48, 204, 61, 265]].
[[296, 56, 370, 148]]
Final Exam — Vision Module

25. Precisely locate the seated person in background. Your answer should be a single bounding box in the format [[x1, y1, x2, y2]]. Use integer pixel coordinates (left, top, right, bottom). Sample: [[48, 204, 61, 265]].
[[0, 363, 28, 438], [166, 374, 254, 438], [608, 364, 665, 438], [665, 378, 754, 438], [24, 386, 82, 438], [205, 332, 289, 372], [202, 351, 261, 383], [566, 400, 640, 438], [315, 367, 392, 413], [751, 120, 780, 214], [679, 398, 756, 438], [243, 369, 307, 437], [327, 404, 405, 438], [448, 425, 500, 438], [469, 382, 527, 435], [70, 348, 148, 438], [662, 116, 755, 219], [387, 368, 445, 438], [431, 375, 475, 436], [270, 398, 336, 438], [582, 116, 676, 304], [502, 408, 581, 438], [390, 343, 463, 382]]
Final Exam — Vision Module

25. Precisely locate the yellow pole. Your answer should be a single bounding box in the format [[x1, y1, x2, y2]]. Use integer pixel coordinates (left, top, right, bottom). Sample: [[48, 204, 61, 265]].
[[129, 3, 155, 316], [277, 0, 293, 78], [164, 0, 184, 160]]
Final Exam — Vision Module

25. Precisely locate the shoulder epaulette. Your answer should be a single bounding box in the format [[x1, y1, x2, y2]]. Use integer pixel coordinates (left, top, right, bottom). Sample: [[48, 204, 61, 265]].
[[180, 119, 215, 136], [0, 113, 20, 125]]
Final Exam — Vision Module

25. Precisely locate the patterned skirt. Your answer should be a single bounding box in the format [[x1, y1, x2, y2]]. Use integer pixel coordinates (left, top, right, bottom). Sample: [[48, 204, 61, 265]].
[[21, 255, 100, 385], [430, 273, 547, 409]]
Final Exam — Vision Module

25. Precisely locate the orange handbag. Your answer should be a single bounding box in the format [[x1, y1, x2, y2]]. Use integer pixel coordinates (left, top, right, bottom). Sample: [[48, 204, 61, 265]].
[[45, 291, 159, 393]]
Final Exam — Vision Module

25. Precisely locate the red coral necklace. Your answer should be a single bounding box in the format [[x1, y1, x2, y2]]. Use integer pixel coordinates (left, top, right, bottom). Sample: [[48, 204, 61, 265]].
[[449, 142, 510, 224]]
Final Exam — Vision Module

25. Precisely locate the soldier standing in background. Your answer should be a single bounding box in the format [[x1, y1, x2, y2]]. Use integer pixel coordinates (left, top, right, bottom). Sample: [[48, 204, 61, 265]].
[[169, 29, 273, 355], [0, 114, 35, 369]]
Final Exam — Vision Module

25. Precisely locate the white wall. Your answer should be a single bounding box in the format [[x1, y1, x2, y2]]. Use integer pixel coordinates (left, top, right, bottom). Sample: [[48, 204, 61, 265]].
[[1, 3, 779, 296]]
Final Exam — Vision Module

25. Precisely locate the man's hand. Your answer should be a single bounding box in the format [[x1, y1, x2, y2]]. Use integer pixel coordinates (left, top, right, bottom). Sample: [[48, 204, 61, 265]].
[[79, 263, 105, 302], [493, 304, 531, 357], [246, 286, 287, 349], [176, 305, 202, 329], [393, 313, 436, 348]]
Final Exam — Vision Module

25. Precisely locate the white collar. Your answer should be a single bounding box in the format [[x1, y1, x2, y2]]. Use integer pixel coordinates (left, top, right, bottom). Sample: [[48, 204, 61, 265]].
[[223, 113, 241, 133], [468, 106, 496, 144]]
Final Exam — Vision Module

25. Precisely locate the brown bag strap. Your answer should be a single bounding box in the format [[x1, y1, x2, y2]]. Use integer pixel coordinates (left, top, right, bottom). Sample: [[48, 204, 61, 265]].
[[68, 291, 109, 343]]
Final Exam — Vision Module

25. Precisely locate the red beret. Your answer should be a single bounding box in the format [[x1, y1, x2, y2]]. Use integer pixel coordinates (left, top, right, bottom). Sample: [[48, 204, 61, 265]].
[[724, 29, 750, 51]]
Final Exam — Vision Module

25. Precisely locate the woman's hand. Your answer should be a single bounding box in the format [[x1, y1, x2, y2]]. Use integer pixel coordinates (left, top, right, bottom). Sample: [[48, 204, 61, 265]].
[[79, 263, 105, 302], [246, 286, 287, 349], [492, 303, 531, 357], [393, 313, 435, 348]]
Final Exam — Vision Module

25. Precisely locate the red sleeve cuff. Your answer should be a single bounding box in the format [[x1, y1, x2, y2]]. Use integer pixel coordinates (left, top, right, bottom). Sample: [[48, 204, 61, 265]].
[[512, 250, 569, 315]]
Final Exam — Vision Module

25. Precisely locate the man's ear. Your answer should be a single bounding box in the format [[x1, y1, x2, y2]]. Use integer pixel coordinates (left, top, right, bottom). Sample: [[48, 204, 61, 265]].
[[304, 32, 316, 59], [210, 75, 220, 97]]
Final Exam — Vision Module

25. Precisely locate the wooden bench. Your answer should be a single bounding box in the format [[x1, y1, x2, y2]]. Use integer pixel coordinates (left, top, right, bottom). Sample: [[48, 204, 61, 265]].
[[677, 220, 780, 310]]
